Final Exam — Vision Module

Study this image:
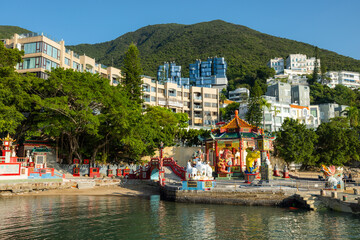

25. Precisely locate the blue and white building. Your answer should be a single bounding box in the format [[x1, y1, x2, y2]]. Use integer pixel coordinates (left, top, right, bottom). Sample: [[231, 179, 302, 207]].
[[157, 62, 190, 87], [189, 57, 228, 89]]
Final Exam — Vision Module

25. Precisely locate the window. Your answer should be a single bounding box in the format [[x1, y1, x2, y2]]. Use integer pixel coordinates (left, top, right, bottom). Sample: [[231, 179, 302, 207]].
[[204, 102, 211, 107], [283, 108, 290, 113], [205, 93, 211, 98], [311, 109, 317, 117], [168, 89, 176, 97], [73, 62, 81, 71], [142, 84, 150, 92], [177, 91, 182, 97], [212, 94, 217, 99], [65, 58, 70, 66], [212, 112, 217, 116], [275, 116, 282, 124], [264, 113, 272, 121], [212, 103, 218, 108], [151, 87, 156, 92], [158, 89, 165, 94], [184, 92, 189, 97]]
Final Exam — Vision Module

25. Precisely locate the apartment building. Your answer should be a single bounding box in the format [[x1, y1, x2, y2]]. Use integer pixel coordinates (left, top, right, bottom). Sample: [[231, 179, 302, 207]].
[[266, 57, 284, 74], [268, 54, 320, 76], [228, 88, 250, 103], [157, 62, 190, 87], [325, 71, 360, 89], [189, 57, 228, 89], [142, 76, 219, 128], [318, 103, 348, 123], [239, 95, 320, 132], [2, 33, 121, 85]]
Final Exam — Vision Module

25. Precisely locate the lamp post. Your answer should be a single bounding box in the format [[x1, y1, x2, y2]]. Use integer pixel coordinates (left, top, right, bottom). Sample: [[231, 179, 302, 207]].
[[159, 142, 165, 186]]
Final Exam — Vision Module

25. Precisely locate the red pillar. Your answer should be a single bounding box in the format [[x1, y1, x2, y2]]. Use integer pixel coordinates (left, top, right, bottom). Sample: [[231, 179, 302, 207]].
[[239, 140, 243, 172], [215, 141, 218, 173]]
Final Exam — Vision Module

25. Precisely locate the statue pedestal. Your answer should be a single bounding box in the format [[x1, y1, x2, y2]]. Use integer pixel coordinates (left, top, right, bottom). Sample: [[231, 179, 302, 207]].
[[244, 173, 258, 183], [261, 165, 273, 181], [217, 172, 233, 180], [181, 180, 215, 191]]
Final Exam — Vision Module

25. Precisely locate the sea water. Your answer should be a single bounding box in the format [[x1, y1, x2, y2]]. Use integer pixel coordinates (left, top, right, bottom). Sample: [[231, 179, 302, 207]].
[[0, 195, 359, 239]]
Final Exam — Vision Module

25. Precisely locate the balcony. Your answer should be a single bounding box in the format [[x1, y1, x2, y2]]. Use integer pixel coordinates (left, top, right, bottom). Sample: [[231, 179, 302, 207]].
[[193, 105, 202, 109], [193, 96, 202, 101]]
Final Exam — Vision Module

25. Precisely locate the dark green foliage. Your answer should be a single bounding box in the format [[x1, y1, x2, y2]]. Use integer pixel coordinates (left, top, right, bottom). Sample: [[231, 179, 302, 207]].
[[0, 26, 31, 39], [245, 81, 263, 126], [309, 82, 358, 107], [121, 43, 143, 104], [177, 128, 210, 147], [316, 117, 360, 166], [275, 118, 318, 166], [221, 102, 240, 121], [67, 20, 360, 82]]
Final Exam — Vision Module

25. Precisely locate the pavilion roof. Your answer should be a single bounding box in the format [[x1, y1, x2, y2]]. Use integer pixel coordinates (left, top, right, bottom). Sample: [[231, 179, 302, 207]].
[[220, 110, 256, 131]]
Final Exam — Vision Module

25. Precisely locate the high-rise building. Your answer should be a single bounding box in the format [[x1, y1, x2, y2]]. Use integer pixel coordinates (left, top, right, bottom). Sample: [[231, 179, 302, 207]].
[[2, 33, 121, 85], [157, 62, 189, 87], [285, 54, 320, 74], [189, 57, 228, 89]]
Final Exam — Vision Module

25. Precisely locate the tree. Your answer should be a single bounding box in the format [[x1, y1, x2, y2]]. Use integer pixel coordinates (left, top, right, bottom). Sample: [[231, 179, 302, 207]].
[[29, 68, 136, 163], [245, 81, 263, 126], [341, 106, 359, 127], [316, 117, 360, 166], [259, 97, 271, 131], [121, 43, 143, 104], [311, 46, 320, 84], [222, 102, 240, 121], [275, 118, 318, 167], [0, 43, 34, 136]]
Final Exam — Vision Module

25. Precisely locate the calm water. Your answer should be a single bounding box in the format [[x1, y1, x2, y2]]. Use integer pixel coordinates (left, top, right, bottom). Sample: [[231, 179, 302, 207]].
[[0, 195, 360, 240]]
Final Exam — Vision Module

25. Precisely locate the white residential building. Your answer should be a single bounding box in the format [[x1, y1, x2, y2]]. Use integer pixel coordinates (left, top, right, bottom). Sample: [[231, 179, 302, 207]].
[[238, 96, 320, 131], [228, 88, 250, 103], [325, 71, 360, 89], [267, 57, 284, 74], [268, 54, 321, 76]]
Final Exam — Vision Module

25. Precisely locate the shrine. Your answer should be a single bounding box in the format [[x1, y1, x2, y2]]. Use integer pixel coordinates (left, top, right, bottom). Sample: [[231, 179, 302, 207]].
[[203, 110, 275, 180]]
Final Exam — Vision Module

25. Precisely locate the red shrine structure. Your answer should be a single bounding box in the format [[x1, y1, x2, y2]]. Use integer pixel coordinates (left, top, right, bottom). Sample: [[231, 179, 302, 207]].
[[203, 110, 269, 178]]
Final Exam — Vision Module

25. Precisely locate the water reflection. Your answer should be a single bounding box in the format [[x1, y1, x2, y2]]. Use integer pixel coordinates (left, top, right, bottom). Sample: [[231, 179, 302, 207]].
[[0, 196, 359, 239]]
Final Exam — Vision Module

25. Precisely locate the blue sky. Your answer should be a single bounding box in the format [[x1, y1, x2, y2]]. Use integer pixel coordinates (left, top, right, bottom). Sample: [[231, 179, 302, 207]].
[[2, 0, 360, 59]]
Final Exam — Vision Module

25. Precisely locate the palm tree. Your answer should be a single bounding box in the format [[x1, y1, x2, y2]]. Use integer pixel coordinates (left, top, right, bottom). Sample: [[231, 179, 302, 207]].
[[259, 98, 271, 132], [342, 106, 359, 127], [272, 106, 281, 132]]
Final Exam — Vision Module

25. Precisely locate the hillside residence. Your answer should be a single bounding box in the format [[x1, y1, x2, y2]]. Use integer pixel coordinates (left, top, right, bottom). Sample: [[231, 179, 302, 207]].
[[157, 62, 190, 87], [266, 57, 284, 74], [2, 33, 121, 85], [268, 54, 320, 75], [325, 71, 360, 89], [238, 96, 320, 131], [189, 57, 228, 89], [318, 103, 348, 123], [266, 81, 310, 107], [228, 88, 250, 103], [142, 76, 219, 128]]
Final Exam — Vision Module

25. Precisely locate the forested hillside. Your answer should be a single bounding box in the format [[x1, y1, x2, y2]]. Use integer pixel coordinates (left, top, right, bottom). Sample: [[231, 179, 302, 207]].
[[0, 26, 31, 39], [67, 20, 360, 87]]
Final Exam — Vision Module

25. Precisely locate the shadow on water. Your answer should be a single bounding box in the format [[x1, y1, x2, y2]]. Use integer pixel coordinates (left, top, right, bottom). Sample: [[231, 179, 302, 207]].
[[0, 194, 360, 239]]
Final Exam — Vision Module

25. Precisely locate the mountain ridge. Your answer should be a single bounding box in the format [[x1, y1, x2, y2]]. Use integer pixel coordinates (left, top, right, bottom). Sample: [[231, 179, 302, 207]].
[[66, 20, 360, 81]]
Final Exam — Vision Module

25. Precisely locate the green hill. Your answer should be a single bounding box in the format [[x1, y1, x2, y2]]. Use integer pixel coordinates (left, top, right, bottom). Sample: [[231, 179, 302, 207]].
[[0, 26, 31, 39], [67, 20, 360, 82]]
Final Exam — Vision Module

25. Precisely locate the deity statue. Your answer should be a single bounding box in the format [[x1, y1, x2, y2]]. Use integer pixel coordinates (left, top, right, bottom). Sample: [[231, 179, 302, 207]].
[[245, 147, 260, 174]]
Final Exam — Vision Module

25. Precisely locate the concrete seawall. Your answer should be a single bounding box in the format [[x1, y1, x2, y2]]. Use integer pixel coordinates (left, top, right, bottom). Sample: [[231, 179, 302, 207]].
[[161, 186, 298, 206], [0, 180, 73, 195]]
